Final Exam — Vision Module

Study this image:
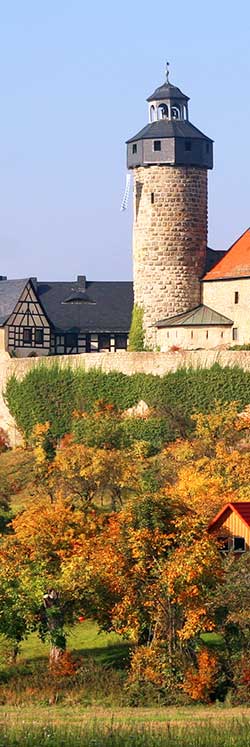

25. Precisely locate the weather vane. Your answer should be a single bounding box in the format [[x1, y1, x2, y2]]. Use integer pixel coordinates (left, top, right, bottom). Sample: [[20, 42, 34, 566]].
[[165, 61, 170, 83]]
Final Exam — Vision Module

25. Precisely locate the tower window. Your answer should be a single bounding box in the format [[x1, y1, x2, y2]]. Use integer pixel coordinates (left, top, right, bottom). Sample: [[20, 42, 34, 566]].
[[151, 192, 154, 204], [221, 331, 224, 339], [234, 291, 239, 304], [206, 143, 210, 153], [191, 331, 193, 339], [171, 106, 180, 119], [185, 140, 192, 152], [153, 140, 161, 152], [158, 103, 169, 120], [206, 330, 209, 339], [232, 328, 238, 341], [132, 143, 137, 154]]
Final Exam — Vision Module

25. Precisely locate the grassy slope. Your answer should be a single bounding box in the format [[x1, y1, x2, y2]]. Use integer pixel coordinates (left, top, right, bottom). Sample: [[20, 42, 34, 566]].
[[20, 620, 130, 669]]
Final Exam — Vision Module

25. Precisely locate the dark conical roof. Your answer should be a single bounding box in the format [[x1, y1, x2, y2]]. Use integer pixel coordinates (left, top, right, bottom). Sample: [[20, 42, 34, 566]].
[[147, 81, 189, 102]]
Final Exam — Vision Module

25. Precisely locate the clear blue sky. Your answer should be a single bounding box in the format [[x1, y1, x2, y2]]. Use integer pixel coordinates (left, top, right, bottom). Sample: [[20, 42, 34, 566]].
[[0, 1, 249, 281]]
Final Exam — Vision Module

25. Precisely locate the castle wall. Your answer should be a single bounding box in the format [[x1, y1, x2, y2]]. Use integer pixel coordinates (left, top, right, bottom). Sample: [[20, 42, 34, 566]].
[[2, 350, 250, 445], [132, 166, 208, 347]]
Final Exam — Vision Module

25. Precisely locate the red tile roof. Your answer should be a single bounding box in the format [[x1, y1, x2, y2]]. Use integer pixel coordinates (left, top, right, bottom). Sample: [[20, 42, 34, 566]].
[[203, 228, 250, 281], [208, 502, 250, 532]]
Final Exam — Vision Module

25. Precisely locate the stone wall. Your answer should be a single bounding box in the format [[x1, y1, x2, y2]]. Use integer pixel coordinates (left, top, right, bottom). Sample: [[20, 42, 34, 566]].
[[132, 166, 208, 347], [203, 277, 250, 345], [157, 324, 232, 351], [1, 349, 250, 445]]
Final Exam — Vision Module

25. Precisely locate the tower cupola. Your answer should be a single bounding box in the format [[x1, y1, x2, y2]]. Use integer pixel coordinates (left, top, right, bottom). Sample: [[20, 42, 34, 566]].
[[147, 63, 189, 122], [127, 65, 213, 170]]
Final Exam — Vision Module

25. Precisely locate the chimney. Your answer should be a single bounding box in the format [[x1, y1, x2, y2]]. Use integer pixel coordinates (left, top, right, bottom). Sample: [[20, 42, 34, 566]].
[[77, 275, 86, 289]]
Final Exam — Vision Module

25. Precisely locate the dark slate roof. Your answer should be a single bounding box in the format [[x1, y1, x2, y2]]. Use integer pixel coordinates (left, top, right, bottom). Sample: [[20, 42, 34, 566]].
[[147, 82, 189, 102], [156, 304, 233, 328], [36, 281, 134, 333], [204, 248, 227, 274], [127, 119, 212, 143], [0, 279, 28, 325]]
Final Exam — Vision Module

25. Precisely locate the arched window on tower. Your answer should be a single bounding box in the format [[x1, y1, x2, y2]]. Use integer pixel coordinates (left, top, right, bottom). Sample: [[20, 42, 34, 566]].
[[158, 103, 169, 120], [150, 105, 155, 122], [171, 106, 180, 120]]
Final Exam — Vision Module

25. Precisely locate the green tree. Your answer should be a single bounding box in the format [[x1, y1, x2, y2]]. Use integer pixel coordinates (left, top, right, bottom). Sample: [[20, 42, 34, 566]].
[[128, 305, 145, 351]]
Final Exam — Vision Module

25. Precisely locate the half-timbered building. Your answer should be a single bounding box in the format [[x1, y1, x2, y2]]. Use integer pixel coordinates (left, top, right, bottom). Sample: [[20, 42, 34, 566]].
[[0, 274, 133, 357]]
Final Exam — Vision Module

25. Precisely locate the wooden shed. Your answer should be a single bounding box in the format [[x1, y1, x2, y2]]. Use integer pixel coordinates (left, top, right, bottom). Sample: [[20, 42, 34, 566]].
[[208, 502, 250, 553]]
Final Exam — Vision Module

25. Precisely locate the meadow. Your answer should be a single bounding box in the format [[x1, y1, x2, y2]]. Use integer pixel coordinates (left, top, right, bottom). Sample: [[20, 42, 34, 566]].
[[0, 621, 248, 745]]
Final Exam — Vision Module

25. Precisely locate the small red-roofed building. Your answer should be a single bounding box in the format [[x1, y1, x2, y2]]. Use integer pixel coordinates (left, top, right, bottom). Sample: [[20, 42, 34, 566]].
[[202, 229, 250, 347], [208, 502, 250, 554]]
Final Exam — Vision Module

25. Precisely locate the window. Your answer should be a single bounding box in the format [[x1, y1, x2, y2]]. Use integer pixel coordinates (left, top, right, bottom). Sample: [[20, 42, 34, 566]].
[[234, 291, 239, 304], [151, 192, 154, 204], [23, 328, 32, 345], [150, 105, 155, 122], [206, 143, 210, 153], [132, 143, 137, 154], [221, 331, 224, 339], [206, 330, 209, 339], [171, 106, 180, 119], [232, 328, 238, 341], [219, 536, 245, 553], [66, 333, 77, 349], [185, 140, 192, 152], [115, 334, 127, 350], [234, 536, 245, 552], [98, 334, 110, 352], [153, 140, 161, 152], [35, 328, 44, 345], [158, 103, 168, 120], [167, 331, 169, 339], [191, 331, 193, 339]]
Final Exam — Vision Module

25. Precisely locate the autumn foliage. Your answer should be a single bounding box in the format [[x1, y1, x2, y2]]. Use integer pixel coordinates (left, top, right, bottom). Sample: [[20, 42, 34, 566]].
[[0, 400, 250, 702]]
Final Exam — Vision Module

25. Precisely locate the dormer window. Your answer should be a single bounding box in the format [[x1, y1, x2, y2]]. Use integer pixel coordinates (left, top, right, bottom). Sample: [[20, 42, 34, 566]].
[[153, 140, 161, 152]]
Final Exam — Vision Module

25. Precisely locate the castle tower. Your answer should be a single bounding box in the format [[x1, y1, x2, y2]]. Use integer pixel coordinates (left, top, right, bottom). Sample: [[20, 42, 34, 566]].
[[127, 66, 213, 348]]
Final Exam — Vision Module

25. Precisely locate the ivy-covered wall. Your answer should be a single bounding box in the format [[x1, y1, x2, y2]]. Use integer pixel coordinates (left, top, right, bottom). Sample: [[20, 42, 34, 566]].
[[2, 350, 250, 444], [4, 361, 250, 443]]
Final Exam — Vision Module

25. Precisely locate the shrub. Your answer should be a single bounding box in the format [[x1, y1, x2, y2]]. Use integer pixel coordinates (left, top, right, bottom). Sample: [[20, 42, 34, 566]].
[[182, 649, 220, 703], [0, 427, 9, 453]]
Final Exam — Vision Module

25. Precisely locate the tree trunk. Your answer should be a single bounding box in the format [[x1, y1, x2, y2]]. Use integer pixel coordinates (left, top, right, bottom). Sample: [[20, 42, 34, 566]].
[[49, 645, 64, 666]]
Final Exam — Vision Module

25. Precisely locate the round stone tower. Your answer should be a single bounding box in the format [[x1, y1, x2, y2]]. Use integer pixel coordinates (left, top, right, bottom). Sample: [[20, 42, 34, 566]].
[[126, 66, 213, 348]]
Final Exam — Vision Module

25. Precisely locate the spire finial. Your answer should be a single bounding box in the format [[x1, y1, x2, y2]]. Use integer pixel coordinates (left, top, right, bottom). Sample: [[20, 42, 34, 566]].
[[165, 61, 170, 84]]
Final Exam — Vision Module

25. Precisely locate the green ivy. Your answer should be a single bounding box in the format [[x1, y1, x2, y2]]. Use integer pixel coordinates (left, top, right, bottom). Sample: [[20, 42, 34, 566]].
[[4, 362, 250, 443]]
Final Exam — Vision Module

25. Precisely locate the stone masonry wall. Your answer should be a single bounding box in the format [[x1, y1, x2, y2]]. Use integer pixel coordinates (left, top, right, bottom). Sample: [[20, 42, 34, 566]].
[[1, 350, 250, 446], [133, 166, 208, 347]]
